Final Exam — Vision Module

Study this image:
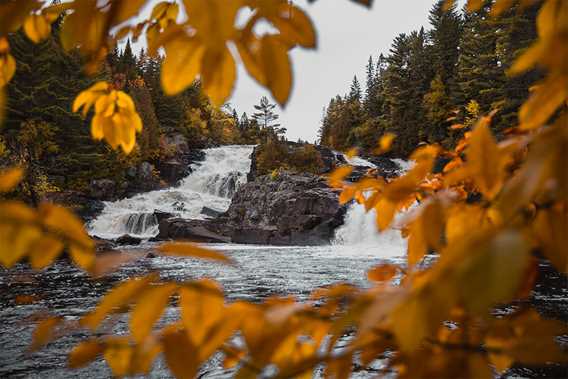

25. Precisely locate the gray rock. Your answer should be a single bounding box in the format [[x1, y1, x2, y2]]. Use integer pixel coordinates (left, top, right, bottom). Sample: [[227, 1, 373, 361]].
[[224, 172, 346, 245], [201, 206, 223, 219], [115, 234, 142, 245]]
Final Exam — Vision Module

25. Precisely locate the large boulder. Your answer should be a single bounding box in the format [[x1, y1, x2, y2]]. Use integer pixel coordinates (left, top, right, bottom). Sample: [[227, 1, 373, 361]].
[[223, 172, 346, 245]]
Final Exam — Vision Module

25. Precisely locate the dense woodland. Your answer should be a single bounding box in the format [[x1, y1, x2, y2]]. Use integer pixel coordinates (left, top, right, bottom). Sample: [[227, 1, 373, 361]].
[[319, 0, 540, 156], [0, 19, 281, 198]]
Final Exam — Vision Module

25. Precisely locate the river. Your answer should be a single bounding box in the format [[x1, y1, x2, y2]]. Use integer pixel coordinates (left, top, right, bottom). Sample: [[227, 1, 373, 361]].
[[0, 146, 565, 378]]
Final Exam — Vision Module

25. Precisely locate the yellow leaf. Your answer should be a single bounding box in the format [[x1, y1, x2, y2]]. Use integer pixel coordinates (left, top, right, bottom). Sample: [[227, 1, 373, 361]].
[[29, 235, 64, 270], [375, 197, 396, 231], [198, 305, 244, 361], [0, 167, 24, 192], [104, 337, 133, 377], [161, 36, 204, 96], [367, 264, 398, 282], [0, 0, 41, 36], [158, 242, 233, 264], [180, 279, 224, 345], [81, 274, 157, 330], [109, 0, 146, 26], [69, 245, 95, 271], [31, 316, 62, 351], [130, 283, 178, 343], [519, 76, 568, 130], [260, 35, 293, 106], [327, 166, 353, 187], [466, 0, 484, 12], [457, 231, 531, 314], [39, 203, 93, 248], [0, 224, 41, 268], [201, 47, 236, 106], [267, 3, 317, 48], [466, 119, 505, 199], [533, 207, 568, 273], [236, 34, 267, 86], [68, 340, 104, 369], [23, 14, 51, 44], [0, 52, 16, 87], [408, 200, 445, 267], [0, 87, 5, 124], [162, 329, 199, 379], [374, 133, 396, 154]]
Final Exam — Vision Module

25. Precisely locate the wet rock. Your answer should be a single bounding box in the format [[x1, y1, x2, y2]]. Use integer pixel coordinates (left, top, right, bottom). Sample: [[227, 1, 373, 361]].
[[201, 206, 223, 219], [156, 219, 231, 243], [153, 210, 176, 223], [114, 234, 142, 246], [157, 160, 188, 186], [224, 171, 346, 245]]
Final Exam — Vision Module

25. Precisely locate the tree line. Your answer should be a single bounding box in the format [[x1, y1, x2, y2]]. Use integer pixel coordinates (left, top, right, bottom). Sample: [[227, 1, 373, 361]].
[[0, 18, 284, 198], [319, 0, 540, 157]]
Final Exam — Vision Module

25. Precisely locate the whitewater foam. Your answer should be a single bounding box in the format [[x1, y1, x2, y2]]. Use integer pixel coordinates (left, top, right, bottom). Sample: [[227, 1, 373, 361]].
[[88, 145, 254, 239]]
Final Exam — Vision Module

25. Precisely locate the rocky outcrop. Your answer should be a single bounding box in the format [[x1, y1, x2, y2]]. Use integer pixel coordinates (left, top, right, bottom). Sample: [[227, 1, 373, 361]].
[[156, 172, 346, 246], [223, 172, 346, 245]]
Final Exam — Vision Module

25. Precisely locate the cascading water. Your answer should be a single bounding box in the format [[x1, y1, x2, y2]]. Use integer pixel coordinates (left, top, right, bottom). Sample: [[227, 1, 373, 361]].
[[334, 155, 411, 251], [88, 145, 255, 239]]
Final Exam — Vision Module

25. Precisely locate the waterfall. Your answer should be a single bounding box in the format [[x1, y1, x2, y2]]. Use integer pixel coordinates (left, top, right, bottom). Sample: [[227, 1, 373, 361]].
[[334, 156, 412, 249], [88, 145, 255, 239]]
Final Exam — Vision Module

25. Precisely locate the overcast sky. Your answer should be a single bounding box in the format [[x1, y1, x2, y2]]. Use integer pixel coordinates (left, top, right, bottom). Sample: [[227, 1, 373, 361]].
[[132, 0, 444, 142], [230, 0, 440, 143]]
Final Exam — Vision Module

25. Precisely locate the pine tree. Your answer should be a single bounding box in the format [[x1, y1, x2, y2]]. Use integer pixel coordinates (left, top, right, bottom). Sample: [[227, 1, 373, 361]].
[[456, 2, 506, 122], [252, 96, 285, 139], [4, 26, 126, 191], [348, 75, 362, 103], [118, 39, 137, 81]]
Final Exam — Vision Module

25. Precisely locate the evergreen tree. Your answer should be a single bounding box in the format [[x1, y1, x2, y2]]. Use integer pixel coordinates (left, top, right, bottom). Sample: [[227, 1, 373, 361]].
[[4, 26, 124, 190], [456, 2, 506, 120], [348, 75, 362, 103], [118, 39, 137, 81], [252, 96, 285, 138]]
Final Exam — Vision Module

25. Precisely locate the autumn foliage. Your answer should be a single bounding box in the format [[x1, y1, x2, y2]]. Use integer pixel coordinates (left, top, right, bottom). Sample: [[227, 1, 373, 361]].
[[0, 0, 567, 378]]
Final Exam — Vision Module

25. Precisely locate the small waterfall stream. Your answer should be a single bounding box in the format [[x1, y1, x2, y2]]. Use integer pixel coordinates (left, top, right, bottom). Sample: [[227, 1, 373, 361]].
[[334, 156, 411, 248], [88, 145, 255, 239]]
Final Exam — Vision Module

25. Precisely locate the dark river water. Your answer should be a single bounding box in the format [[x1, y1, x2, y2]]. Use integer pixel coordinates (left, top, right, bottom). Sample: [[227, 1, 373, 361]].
[[0, 243, 566, 378]]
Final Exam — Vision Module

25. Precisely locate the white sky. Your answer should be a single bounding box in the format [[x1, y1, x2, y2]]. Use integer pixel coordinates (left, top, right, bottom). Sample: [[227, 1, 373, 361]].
[[132, 0, 446, 143], [230, 0, 439, 143]]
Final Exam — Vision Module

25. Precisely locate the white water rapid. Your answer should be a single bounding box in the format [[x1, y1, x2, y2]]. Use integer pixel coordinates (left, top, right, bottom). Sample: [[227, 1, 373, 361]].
[[88, 145, 255, 239], [334, 156, 411, 252]]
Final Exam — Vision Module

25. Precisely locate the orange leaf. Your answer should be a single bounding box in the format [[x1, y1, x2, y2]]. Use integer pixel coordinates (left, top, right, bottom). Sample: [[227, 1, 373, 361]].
[[158, 242, 233, 264], [367, 264, 398, 282]]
